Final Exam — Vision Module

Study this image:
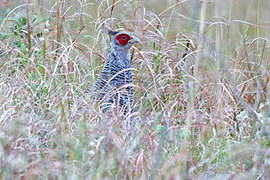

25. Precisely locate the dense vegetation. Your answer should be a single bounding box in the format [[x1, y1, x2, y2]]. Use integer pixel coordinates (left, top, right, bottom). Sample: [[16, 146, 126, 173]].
[[1, 0, 270, 179]]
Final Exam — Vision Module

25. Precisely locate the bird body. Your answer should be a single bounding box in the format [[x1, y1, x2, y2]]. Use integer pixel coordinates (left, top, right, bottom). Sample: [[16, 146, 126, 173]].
[[94, 30, 140, 114]]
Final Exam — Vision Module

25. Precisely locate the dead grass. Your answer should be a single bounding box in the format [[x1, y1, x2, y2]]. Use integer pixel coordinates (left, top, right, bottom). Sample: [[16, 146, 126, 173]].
[[0, 0, 270, 179]]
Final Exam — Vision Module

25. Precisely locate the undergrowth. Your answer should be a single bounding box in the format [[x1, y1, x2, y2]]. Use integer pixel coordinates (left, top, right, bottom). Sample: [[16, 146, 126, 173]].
[[0, 0, 270, 179]]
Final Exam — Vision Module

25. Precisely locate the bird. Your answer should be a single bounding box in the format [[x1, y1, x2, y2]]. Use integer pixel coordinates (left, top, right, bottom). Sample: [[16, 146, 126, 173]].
[[93, 28, 141, 116]]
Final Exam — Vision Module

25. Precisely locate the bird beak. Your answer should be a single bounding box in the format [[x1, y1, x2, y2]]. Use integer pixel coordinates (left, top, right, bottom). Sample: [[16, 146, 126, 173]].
[[131, 36, 141, 44]]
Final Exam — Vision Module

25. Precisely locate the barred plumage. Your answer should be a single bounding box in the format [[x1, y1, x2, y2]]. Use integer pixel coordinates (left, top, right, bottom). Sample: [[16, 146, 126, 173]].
[[94, 30, 140, 114]]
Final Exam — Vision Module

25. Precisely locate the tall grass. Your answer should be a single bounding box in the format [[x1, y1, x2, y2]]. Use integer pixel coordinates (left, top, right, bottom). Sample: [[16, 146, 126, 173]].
[[0, 0, 270, 179]]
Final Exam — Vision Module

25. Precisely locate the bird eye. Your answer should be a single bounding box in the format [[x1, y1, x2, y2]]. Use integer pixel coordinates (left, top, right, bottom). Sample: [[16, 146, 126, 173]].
[[122, 36, 126, 40]]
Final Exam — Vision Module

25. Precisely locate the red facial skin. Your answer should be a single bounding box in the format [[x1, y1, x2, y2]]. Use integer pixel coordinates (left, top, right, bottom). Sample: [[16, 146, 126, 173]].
[[116, 34, 131, 46]]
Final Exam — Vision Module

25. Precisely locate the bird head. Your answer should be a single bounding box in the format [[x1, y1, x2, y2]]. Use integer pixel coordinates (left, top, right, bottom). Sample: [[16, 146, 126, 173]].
[[106, 29, 141, 52]]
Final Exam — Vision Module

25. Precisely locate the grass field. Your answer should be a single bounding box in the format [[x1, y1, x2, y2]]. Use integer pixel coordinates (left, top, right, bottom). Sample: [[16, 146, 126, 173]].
[[1, 0, 270, 179]]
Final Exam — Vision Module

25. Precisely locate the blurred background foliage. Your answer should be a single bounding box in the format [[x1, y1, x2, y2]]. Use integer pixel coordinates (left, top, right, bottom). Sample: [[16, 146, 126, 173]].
[[1, 0, 270, 179]]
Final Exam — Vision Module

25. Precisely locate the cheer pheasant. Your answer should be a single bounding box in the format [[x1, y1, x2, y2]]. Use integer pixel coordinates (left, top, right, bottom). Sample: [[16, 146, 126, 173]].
[[94, 28, 141, 115]]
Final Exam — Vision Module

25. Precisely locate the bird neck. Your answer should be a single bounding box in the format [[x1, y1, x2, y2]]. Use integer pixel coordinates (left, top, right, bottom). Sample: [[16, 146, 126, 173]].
[[110, 45, 131, 68]]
